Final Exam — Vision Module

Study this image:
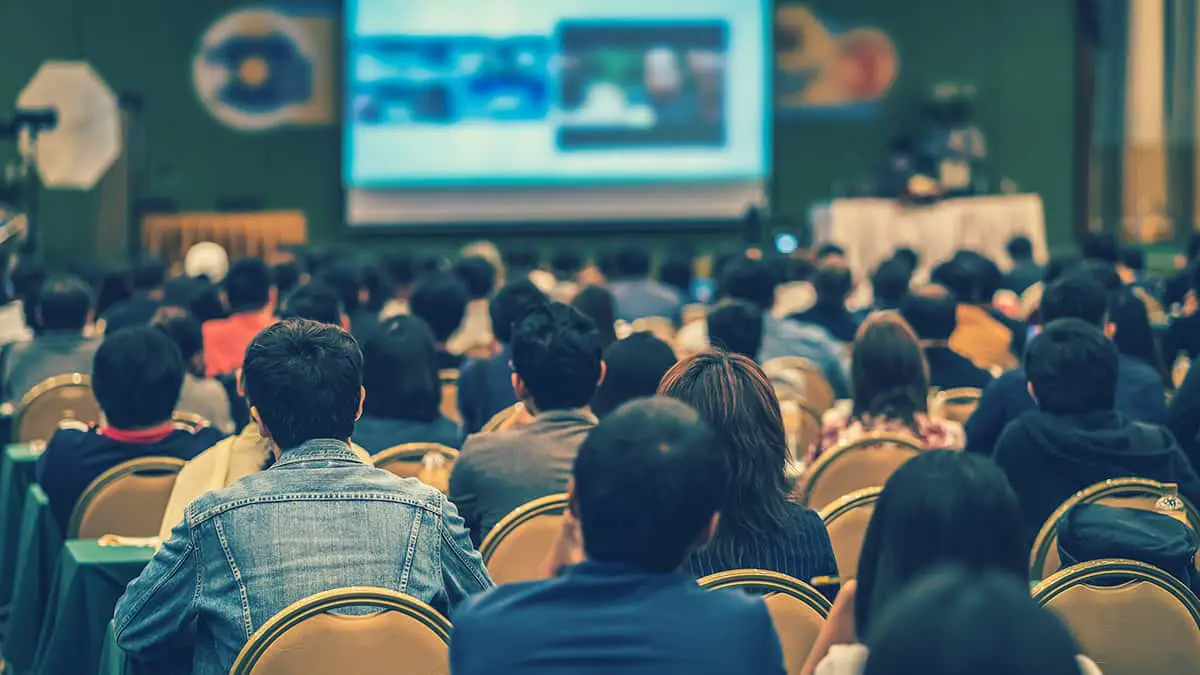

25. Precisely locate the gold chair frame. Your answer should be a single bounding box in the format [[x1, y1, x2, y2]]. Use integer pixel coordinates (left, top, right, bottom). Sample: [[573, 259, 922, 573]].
[[794, 433, 922, 508], [696, 568, 832, 616], [67, 456, 187, 539], [930, 387, 983, 423], [479, 492, 569, 565], [817, 487, 882, 582], [373, 442, 459, 468], [762, 356, 835, 414], [13, 373, 99, 442], [1032, 558, 1200, 628], [171, 411, 210, 431], [229, 586, 451, 675], [439, 369, 462, 424]]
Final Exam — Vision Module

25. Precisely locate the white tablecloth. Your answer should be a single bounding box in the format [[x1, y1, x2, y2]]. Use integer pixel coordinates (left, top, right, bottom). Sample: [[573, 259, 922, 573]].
[[810, 194, 1049, 279]]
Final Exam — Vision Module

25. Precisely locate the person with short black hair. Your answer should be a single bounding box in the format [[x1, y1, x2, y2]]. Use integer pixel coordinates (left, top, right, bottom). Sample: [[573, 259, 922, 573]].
[[816, 243, 846, 262], [570, 285, 618, 350], [450, 303, 604, 543], [939, 252, 1023, 372], [36, 326, 223, 532], [994, 319, 1200, 543], [202, 258, 274, 376], [410, 272, 470, 369], [103, 256, 167, 332], [866, 257, 912, 313], [658, 253, 694, 301], [1162, 258, 1200, 366], [379, 252, 417, 320], [154, 308, 235, 434], [3, 275, 100, 402], [790, 263, 858, 342], [271, 260, 303, 299], [317, 263, 378, 336], [448, 256, 498, 357], [607, 245, 683, 323], [891, 247, 919, 274], [590, 332, 678, 417], [278, 281, 346, 328], [451, 397, 786, 675], [900, 285, 992, 389], [1004, 235, 1042, 294], [547, 249, 584, 303], [706, 300, 764, 360]]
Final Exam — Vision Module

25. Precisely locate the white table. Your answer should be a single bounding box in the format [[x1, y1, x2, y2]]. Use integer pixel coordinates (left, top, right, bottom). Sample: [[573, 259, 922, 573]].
[[809, 194, 1049, 279]]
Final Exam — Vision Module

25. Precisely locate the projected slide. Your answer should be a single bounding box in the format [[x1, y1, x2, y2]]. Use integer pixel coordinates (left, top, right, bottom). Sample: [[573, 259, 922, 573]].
[[345, 0, 768, 189]]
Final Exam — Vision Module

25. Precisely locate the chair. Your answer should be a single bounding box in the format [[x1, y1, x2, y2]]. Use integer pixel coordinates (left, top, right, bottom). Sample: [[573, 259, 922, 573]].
[[697, 569, 831, 675], [479, 493, 568, 585], [372, 443, 459, 493], [778, 399, 822, 468], [818, 487, 882, 578], [929, 387, 983, 424], [67, 456, 187, 539], [794, 433, 922, 510], [762, 357, 836, 415], [439, 369, 461, 424], [630, 316, 676, 343], [1033, 559, 1200, 675], [171, 411, 211, 431], [1029, 477, 1200, 582], [480, 402, 531, 433], [13, 373, 102, 443], [229, 586, 451, 675]]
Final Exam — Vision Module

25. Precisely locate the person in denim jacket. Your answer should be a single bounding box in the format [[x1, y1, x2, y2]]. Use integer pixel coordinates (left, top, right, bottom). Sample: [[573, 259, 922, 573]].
[[114, 319, 492, 675]]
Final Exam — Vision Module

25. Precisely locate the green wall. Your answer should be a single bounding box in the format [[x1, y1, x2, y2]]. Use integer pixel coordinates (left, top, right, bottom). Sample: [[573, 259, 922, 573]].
[[0, 0, 1078, 265]]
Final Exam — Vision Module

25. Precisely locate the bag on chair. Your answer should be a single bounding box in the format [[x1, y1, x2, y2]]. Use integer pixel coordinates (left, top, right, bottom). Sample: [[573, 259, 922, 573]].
[[1057, 503, 1200, 595]]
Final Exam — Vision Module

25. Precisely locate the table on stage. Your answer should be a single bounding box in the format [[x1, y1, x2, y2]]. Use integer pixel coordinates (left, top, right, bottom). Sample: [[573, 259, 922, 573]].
[[809, 194, 1050, 278], [141, 211, 307, 264]]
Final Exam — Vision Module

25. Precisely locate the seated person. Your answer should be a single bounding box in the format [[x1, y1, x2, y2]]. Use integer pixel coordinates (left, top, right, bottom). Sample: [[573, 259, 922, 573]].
[[410, 272, 470, 370], [937, 254, 1020, 372], [570, 285, 618, 350], [447, 256, 498, 357], [606, 246, 683, 323], [706, 300, 765, 360], [279, 280, 346, 328], [450, 397, 786, 675], [450, 303, 603, 544], [316, 263, 375, 338], [3, 275, 101, 402], [102, 256, 166, 333], [36, 326, 224, 533], [202, 258, 274, 376], [457, 280, 548, 434], [1004, 235, 1043, 295], [900, 285, 993, 390], [855, 257, 913, 321], [117, 320, 492, 673], [1162, 261, 1200, 365], [590, 332, 678, 418], [353, 315, 461, 453], [967, 273, 1168, 454], [994, 318, 1200, 544], [790, 262, 859, 342], [153, 309, 235, 434]]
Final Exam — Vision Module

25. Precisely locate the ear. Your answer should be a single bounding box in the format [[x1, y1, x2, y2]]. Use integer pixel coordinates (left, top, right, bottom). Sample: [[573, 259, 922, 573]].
[[341, 314, 352, 333], [1026, 381, 1038, 404], [86, 310, 95, 326], [356, 386, 366, 422], [693, 513, 720, 550], [236, 369, 246, 397], [595, 361, 607, 389], [512, 373, 527, 401], [250, 406, 281, 459], [1103, 321, 1116, 339]]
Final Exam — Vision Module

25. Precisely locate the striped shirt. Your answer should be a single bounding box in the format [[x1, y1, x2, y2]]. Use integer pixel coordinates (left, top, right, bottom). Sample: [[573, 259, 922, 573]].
[[684, 502, 839, 584]]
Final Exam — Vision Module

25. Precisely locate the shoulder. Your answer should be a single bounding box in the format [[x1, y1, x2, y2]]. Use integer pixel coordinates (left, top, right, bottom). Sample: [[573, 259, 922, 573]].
[[44, 424, 97, 456], [452, 577, 557, 626], [813, 644, 869, 675]]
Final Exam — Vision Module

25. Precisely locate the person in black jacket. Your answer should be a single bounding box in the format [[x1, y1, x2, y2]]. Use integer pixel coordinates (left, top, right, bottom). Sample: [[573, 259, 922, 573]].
[[993, 319, 1200, 545]]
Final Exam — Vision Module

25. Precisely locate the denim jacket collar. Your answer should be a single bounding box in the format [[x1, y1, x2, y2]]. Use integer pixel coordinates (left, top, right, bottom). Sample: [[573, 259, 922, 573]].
[[271, 438, 364, 469]]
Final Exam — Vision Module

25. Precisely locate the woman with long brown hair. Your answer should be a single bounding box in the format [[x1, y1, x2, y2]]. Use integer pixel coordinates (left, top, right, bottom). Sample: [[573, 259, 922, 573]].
[[659, 350, 838, 581]]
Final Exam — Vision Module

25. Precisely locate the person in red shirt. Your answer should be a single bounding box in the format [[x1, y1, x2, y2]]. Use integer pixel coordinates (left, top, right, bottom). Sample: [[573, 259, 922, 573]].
[[202, 259, 274, 376]]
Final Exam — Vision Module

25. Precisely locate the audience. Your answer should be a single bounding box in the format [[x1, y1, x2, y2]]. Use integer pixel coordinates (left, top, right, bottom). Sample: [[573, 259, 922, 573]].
[[570, 285, 618, 350], [410, 272, 471, 370], [448, 256, 498, 357], [548, 249, 583, 303], [2, 275, 100, 402], [451, 397, 786, 675], [202, 258, 273, 376], [790, 262, 858, 342], [900, 285, 993, 389], [379, 252, 416, 319], [607, 246, 683, 322], [152, 309, 235, 434], [450, 303, 603, 544], [1108, 288, 1170, 388], [278, 281, 346, 328], [658, 252, 695, 303], [810, 313, 964, 462], [864, 257, 912, 315], [938, 253, 1020, 372], [1004, 235, 1043, 294], [317, 263, 375, 337], [706, 300, 764, 360], [102, 256, 166, 332], [115, 320, 491, 673], [1162, 260, 1200, 364], [590, 332, 677, 417], [659, 352, 838, 583], [993, 318, 1200, 544], [354, 315, 461, 453]]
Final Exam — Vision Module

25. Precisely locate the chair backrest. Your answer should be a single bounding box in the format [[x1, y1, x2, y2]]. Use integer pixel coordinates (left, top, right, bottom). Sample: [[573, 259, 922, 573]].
[[1030, 477, 1200, 582], [795, 433, 923, 510], [697, 569, 831, 675], [479, 493, 568, 585], [762, 357, 836, 415], [818, 487, 882, 578], [68, 456, 187, 539], [1033, 559, 1200, 675], [171, 411, 210, 432], [929, 387, 983, 424], [14, 373, 102, 442], [439, 369, 461, 424], [778, 399, 823, 467], [480, 402, 532, 433], [230, 586, 451, 675], [372, 443, 459, 493]]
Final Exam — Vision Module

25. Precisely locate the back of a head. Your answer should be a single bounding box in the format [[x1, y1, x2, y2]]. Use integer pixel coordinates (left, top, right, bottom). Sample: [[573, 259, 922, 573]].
[[280, 281, 344, 327], [164, 276, 227, 323], [152, 309, 203, 362], [706, 300, 764, 360], [871, 258, 913, 308], [855, 451, 1025, 637], [224, 258, 272, 312], [242, 319, 363, 451], [1026, 318, 1117, 415], [1080, 232, 1120, 264], [591, 332, 678, 417], [717, 257, 776, 310], [900, 286, 957, 341], [1039, 273, 1108, 327], [316, 264, 363, 316], [511, 303, 602, 411], [1077, 260, 1122, 293], [816, 243, 846, 262], [931, 259, 975, 303], [131, 256, 167, 292], [658, 254, 693, 295], [272, 261, 303, 298], [94, 326, 185, 430], [383, 253, 416, 290], [892, 247, 919, 274], [864, 568, 1083, 675], [409, 272, 469, 343], [360, 315, 441, 423], [615, 246, 651, 280], [1120, 246, 1145, 272], [573, 397, 725, 573], [813, 263, 854, 307], [954, 251, 1003, 303], [490, 280, 548, 345], [36, 275, 93, 332], [851, 313, 929, 422], [452, 256, 497, 301], [570, 285, 618, 348], [1109, 288, 1162, 372], [550, 248, 583, 281], [1006, 235, 1033, 263]]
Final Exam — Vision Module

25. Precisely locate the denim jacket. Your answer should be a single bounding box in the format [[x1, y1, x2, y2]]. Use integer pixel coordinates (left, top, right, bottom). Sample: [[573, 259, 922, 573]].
[[113, 439, 493, 675]]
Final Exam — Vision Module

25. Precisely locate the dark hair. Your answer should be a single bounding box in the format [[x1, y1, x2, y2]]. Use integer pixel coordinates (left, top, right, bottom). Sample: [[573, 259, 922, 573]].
[[489, 280, 548, 344], [1026, 318, 1118, 414], [153, 309, 203, 362], [706, 300, 764, 360], [511, 303, 603, 411], [1080, 232, 1120, 264], [93, 326, 185, 429], [816, 243, 846, 261], [855, 451, 1025, 636], [1121, 246, 1145, 271], [1109, 289, 1169, 386], [550, 249, 583, 281], [280, 281, 344, 327], [1078, 260, 1122, 292], [452, 256, 497, 300], [360, 263, 390, 314], [891, 248, 919, 273], [36, 275, 93, 332], [272, 261, 303, 298], [224, 258, 272, 312], [503, 247, 539, 274], [94, 269, 132, 318], [1006, 235, 1034, 262], [316, 264, 363, 316], [383, 253, 416, 288], [658, 352, 792, 567], [851, 313, 929, 427], [243, 319, 364, 450], [658, 254, 693, 296], [573, 397, 725, 572], [409, 272, 469, 342], [131, 257, 167, 291], [1039, 274, 1108, 327], [164, 276, 227, 323], [900, 287, 957, 341], [1188, 232, 1200, 263], [591, 333, 677, 417], [954, 251, 1004, 303], [570, 285, 618, 349], [864, 568, 1083, 675], [360, 316, 441, 423], [717, 258, 776, 310], [615, 246, 651, 279], [813, 264, 853, 307], [871, 258, 912, 309]]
